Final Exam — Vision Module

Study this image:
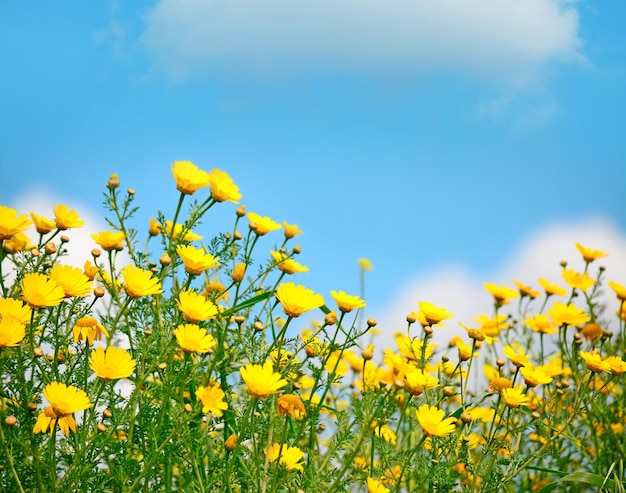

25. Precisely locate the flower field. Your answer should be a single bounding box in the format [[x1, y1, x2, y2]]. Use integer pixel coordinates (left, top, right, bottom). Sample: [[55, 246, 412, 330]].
[[0, 162, 625, 492]]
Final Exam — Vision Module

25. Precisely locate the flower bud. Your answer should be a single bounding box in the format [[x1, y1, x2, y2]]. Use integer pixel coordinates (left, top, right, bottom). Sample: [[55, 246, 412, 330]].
[[361, 344, 375, 361], [236, 206, 246, 217], [160, 253, 171, 266], [231, 263, 246, 283], [91, 248, 101, 258], [103, 409, 113, 419], [253, 321, 265, 332], [45, 243, 57, 255], [324, 311, 337, 326], [33, 347, 44, 358], [107, 173, 120, 190], [94, 286, 105, 298], [60, 235, 70, 243], [225, 433, 237, 451], [367, 318, 377, 327], [127, 188, 135, 195], [5, 416, 17, 427], [97, 423, 107, 432]]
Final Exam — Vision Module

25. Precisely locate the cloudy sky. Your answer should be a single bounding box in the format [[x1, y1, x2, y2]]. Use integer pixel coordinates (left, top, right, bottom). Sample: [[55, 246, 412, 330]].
[[1, 0, 625, 341]]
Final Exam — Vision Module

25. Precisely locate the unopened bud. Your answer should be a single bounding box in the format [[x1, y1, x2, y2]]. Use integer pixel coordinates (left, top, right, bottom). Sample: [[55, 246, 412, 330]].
[[559, 260, 567, 268], [253, 321, 265, 332], [234, 231, 243, 240], [97, 423, 107, 432], [158, 362, 167, 371], [31, 248, 40, 257], [292, 245, 302, 255], [460, 412, 472, 423], [423, 326, 433, 337], [45, 243, 57, 255], [103, 409, 113, 419], [233, 316, 246, 325], [33, 347, 44, 358], [127, 188, 135, 195], [28, 402, 38, 412], [496, 358, 506, 368], [107, 173, 120, 190], [5, 416, 17, 427], [231, 263, 246, 283], [367, 318, 377, 327], [406, 313, 417, 324], [160, 253, 171, 266], [94, 286, 105, 298], [60, 235, 70, 243], [324, 311, 337, 326], [225, 433, 237, 451], [361, 344, 375, 361], [236, 206, 246, 217], [443, 386, 456, 397], [91, 248, 101, 258], [185, 403, 193, 413], [531, 411, 541, 420]]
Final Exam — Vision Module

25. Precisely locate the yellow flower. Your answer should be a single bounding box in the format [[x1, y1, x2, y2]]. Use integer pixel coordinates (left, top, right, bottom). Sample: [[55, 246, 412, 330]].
[[548, 302, 590, 327], [331, 290, 366, 313], [415, 404, 456, 437], [575, 242, 609, 263], [520, 366, 553, 387], [373, 424, 397, 445], [21, 273, 65, 308], [277, 394, 306, 420], [31, 212, 56, 234], [148, 217, 161, 236], [456, 339, 476, 362], [83, 260, 99, 281], [283, 222, 303, 239], [367, 477, 390, 493], [33, 382, 91, 436], [89, 346, 136, 381], [247, 212, 281, 236], [538, 277, 567, 296], [417, 301, 454, 326], [91, 231, 125, 251], [164, 221, 203, 242], [501, 387, 529, 408], [513, 279, 540, 299], [581, 323, 603, 342], [240, 361, 287, 399], [267, 443, 304, 472], [608, 281, 626, 302], [53, 204, 84, 230], [231, 263, 246, 282], [484, 283, 519, 305], [3, 232, 33, 253], [195, 384, 228, 416], [396, 334, 436, 360], [120, 265, 163, 298], [275, 282, 324, 318], [271, 251, 309, 275], [49, 264, 93, 298], [173, 323, 217, 353], [403, 367, 438, 396], [502, 345, 532, 368], [0, 205, 32, 240], [562, 268, 594, 291], [579, 350, 610, 373], [0, 319, 26, 348], [176, 245, 220, 275], [171, 160, 210, 195], [605, 356, 626, 375], [177, 290, 220, 323], [358, 258, 373, 272], [0, 298, 32, 325], [525, 313, 559, 335], [73, 317, 109, 345], [208, 168, 242, 203]]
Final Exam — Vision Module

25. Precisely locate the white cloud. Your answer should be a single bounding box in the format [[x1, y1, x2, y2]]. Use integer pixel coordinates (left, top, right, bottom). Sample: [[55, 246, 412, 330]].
[[375, 216, 626, 349], [140, 0, 584, 86]]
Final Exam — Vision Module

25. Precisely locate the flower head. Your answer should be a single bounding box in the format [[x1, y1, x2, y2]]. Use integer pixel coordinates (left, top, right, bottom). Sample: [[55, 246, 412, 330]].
[[331, 290, 366, 313], [49, 264, 93, 298], [562, 268, 594, 291], [358, 258, 373, 272], [283, 222, 303, 239], [403, 367, 439, 396], [277, 394, 306, 420], [0, 298, 32, 325], [208, 168, 242, 203], [248, 212, 281, 236], [484, 283, 519, 306], [538, 277, 567, 296], [120, 265, 162, 298], [3, 233, 33, 253], [31, 212, 56, 234], [53, 204, 84, 230], [520, 366, 553, 387], [91, 231, 125, 251], [172, 160, 210, 195], [33, 382, 91, 436], [73, 316, 109, 345], [575, 242, 609, 263], [579, 351, 610, 373], [164, 221, 203, 242], [548, 302, 590, 327], [267, 443, 304, 472], [415, 404, 456, 437], [0, 206, 32, 240], [525, 313, 559, 335], [501, 387, 529, 408], [177, 290, 220, 322], [21, 273, 65, 308], [89, 346, 136, 381], [605, 356, 626, 376], [417, 301, 454, 326], [367, 477, 390, 493], [275, 282, 324, 318], [513, 279, 540, 299], [271, 251, 309, 275], [196, 384, 228, 416], [177, 245, 220, 276], [502, 345, 532, 368], [240, 361, 287, 399], [608, 281, 626, 302], [173, 323, 217, 353], [0, 319, 26, 348]]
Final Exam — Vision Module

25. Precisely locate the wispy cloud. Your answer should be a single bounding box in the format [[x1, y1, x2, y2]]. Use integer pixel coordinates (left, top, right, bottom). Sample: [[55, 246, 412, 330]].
[[140, 0, 584, 85]]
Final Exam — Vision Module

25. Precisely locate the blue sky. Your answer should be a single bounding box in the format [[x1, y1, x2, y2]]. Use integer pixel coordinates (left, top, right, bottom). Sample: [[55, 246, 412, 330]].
[[1, 0, 625, 332]]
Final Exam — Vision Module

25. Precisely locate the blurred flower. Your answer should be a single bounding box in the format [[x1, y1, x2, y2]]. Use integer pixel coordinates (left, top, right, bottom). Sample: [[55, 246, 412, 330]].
[[605, 356, 626, 375], [474, 314, 508, 338], [173, 323, 217, 353], [396, 334, 436, 360], [562, 268, 594, 291], [21, 273, 65, 308], [404, 367, 438, 396], [417, 301, 454, 326], [283, 222, 303, 239], [196, 384, 228, 416], [164, 221, 203, 242], [0, 319, 26, 348], [503, 345, 532, 368], [176, 245, 220, 276], [538, 277, 567, 297], [31, 212, 56, 234], [171, 160, 210, 195], [240, 361, 287, 399], [208, 168, 241, 203], [608, 281, 626, 302], [358, 258, 373, 271], [50, 264, 93, 298], [267, 443, 304, 472], [581, 323, 603, 342], [0, 205, 32, 240], [373, 424, 397, 445], [331, 290, 366, 313], [513, 279, 540, 299], [367, 477, 390, 493], [524, 313, 559, 335], [501, 387, 529, 408], [275, 282, 324, 318], [416, 404, 456, 437], [548, 302, 590, 327], [271, 251, 309, 275], [520, 366, 553, 387], [0, 298, 32, 325], [247, 212, 281, 235], [53, 204, 84, 230], [89, 346, 136, 381], [73, 316, 109, 345], [579, 351, 610, 373], [277, 394, 306, 420], [148, 217, 161, 236], [3, 232, 33, 253], [33, 382, 91, 436], [484, 283, 519, 306], [177, 290, 220, 322], [83, 260, 99, 281], [575, 242, 609, 263], [120, 265, 163, 298], [91, 231, 125, 251]]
